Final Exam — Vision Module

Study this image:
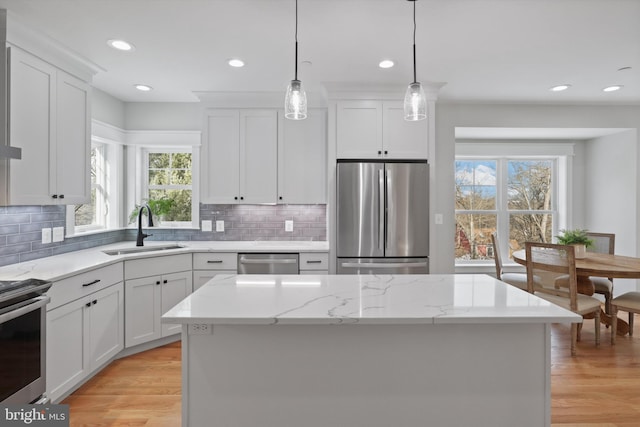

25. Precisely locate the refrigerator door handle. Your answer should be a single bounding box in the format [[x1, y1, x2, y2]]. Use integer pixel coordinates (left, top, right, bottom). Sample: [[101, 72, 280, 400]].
[[341, 262, 429, 269], [378, 168, 384, 251]]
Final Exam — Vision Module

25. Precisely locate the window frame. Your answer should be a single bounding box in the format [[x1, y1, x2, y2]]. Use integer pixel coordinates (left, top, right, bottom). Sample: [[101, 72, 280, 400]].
[[455, 142, 573, 268]]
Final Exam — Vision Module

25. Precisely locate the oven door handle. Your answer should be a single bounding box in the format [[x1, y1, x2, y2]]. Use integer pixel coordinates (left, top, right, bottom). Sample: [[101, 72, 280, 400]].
[[0, 295, 50, 324]]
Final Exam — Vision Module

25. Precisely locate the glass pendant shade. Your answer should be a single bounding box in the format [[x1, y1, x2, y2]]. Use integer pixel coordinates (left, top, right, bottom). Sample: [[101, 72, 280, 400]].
[[404, 81, 426, 121], [285, 79, 307, 120]]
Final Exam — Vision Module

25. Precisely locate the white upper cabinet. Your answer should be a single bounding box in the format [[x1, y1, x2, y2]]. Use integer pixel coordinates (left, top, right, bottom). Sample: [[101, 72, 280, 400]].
[[202, 109, 277, 204], [336, 100, 428, 159], [278, 109, 327, 204], [8, 47, 90, 205]]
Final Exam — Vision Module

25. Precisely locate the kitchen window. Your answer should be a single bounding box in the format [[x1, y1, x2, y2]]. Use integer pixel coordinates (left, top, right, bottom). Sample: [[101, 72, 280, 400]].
[[139, 148, 194, 227], [67, 140, 112, 233], [455, 142, 572, 266]]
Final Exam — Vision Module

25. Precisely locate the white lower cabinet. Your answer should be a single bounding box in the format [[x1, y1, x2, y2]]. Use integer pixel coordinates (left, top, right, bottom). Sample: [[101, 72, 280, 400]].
[[192, 252, 237, 291], [124, 254, 193, 348], [47, 282, 124, 402], [299, 252, 329, 275]]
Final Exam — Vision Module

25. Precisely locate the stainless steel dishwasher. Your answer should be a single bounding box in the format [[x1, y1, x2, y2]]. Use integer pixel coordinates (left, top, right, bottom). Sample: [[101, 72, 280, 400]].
[[237, 253, 299, 274]]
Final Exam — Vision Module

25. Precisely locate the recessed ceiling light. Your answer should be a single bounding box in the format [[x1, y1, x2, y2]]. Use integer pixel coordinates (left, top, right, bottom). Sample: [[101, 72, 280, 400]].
[[107, 39, 135, 51], [550, 84, 571, 92], [134, 84, 153, 92], [379, 60, 394, 69], [603, 85, 623, 92], [228, 59, 245, 68]]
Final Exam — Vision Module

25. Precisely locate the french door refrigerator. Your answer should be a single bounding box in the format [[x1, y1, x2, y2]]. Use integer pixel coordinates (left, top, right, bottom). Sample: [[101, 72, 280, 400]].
[[336, 160, 429, 274]]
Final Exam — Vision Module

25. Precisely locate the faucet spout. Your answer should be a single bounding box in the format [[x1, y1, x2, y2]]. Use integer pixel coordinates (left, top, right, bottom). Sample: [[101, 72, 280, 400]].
[[136, 204, 154, 246]]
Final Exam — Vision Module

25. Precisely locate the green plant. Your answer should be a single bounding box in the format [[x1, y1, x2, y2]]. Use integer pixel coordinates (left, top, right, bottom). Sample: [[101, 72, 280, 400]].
[[555, 229, 594, 247], [128, 198, 175, 224]]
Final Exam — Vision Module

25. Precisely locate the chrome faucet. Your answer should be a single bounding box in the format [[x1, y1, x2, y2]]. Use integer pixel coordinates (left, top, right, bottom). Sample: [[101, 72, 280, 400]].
[[136, 204, 154, 246]]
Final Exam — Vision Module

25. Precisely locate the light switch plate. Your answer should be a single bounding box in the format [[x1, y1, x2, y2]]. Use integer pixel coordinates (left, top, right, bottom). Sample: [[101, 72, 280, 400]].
[[41, 228, 52, 244], [201, 220, 212, 232], [285, 220, 294, 232], [52, 226, 64, 242], [216, 220, 225, 232]]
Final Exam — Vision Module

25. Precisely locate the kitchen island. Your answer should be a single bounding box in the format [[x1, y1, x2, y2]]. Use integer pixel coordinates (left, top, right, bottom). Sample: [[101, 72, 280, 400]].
[[162, 274, 580, 427]]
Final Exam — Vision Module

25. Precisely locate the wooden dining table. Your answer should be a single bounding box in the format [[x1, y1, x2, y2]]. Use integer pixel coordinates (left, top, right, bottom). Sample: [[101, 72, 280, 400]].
[[512, 250, 640, 335]]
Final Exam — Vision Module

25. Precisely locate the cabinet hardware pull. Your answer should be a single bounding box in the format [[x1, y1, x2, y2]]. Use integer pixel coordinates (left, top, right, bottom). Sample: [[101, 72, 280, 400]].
[[279, 196, 283, 200], [52, 195, 58, 199], [384, 150, 388, 155], [59, 194, 65, 199], [163, 279, 168, 284], [234, 196, 238, 200], [377, 150, 382, 155], [207, 260, 223, 263], [306, 260, 322, 264], [92, 300, 97, 305], [82, 279, 101, 287], [156, 281, 161, 285], [85, 302, 91, 308], [240, 196, 244, 200]]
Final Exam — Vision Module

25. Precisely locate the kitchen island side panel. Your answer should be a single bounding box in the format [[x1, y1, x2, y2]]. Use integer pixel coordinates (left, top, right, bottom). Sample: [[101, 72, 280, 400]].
[[183, 323, 549, 427]]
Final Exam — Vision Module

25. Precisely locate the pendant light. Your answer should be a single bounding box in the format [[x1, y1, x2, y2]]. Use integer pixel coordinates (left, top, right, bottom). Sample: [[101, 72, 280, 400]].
[[403, 0, 426, 121], [284, 0, 307, 120]]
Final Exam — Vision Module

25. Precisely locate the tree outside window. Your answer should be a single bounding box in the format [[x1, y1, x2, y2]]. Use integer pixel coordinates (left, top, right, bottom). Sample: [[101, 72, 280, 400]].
[[455, 158, 555, 263], [143, 151, 192, 224]]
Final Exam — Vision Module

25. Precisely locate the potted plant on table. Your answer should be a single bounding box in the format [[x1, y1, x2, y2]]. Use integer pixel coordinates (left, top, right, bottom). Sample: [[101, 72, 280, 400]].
[[555, 229, 594, 259]]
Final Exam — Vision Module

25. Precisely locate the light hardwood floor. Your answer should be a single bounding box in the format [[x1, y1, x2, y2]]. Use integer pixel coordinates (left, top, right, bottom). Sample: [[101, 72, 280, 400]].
[[63, 318, 640, 426]]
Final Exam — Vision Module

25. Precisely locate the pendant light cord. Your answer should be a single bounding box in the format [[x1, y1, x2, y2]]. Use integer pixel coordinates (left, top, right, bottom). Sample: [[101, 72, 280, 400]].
[[294, 0, 299, 81], [412, 0, 417, 84]]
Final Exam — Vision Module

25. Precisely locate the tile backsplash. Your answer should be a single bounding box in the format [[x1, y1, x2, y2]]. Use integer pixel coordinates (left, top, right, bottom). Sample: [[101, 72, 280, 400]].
[[0, 204, 326, 267]]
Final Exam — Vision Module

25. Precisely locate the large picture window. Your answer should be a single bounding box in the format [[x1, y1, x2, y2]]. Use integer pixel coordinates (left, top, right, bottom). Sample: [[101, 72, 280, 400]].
[[455, 157, 557, 264]]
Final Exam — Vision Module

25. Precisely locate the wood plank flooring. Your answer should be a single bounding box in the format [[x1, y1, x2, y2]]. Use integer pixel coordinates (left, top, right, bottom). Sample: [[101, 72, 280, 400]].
[[63, 318, 640, 426]]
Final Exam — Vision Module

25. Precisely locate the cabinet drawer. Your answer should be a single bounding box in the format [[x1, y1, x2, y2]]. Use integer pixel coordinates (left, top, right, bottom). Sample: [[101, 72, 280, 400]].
[[299, 253, 329, 271], [124, 253, 192, 280], [46, 262, 123, 311], [193, 253, 237, 270]]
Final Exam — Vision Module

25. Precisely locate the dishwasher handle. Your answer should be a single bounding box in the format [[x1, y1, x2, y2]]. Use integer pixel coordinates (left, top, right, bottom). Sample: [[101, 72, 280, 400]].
[[239, 257, 298, 265]]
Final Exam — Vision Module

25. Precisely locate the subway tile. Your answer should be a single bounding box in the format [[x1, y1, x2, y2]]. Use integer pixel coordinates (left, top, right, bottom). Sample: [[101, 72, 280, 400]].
[[7, 232, 41, 244], [0, 254, 20, 267], [0, 242, 32, 256], [5, 206, 43, 214], [0, 213, 31, 225], [0, 224, 21, 234], [30, 212, 65, 223], [20, 248, 54, 263]]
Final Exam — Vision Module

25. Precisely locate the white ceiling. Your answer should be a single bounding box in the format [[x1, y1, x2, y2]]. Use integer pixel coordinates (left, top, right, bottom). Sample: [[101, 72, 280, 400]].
[[0, 0, 638, 104]]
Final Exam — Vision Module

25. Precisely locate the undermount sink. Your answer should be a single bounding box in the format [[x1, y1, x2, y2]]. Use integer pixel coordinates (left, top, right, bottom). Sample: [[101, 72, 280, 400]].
[[102, 244, 185, 256]]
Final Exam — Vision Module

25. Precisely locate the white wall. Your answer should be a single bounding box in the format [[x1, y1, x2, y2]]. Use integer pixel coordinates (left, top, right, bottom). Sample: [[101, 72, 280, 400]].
[[434, 103, 640, 276], [124, 102, 201, 130], [584, 130, 638, 294], [91, 88, 125, 129]]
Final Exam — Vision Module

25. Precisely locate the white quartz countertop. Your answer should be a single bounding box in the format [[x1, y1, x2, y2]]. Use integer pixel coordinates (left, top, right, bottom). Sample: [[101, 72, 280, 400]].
[[0, 241, 329, 282], [161, 274, 581, 325]]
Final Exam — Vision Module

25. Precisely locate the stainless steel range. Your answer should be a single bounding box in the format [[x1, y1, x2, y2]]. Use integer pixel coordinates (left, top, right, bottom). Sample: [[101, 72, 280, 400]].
[[0, 278, 52, 404]]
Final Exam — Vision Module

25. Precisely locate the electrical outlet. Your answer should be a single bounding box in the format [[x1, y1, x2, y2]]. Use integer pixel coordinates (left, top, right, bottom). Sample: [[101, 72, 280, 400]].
[[435, 214, 443, 225], [41, 228, 52, 244], [285, 220, 293, 232], [52, 226, 64, 242], [201, 220, 212, 232], [216, 220, 225, 232], [188, 324, 213, 335]]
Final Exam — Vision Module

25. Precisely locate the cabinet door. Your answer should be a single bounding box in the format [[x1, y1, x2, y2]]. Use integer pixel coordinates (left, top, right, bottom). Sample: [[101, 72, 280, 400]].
[[336, 101, 383, 159], [125, 275, 162, 347], [240, 110, 278, 203], [161, 271, 193, 337], [55, 71, 90, 203], [382, 101, 428, 159], [88, 283, 124, 371], [8, 47, 56, 205], [47, 298, 89, 402], [278, 109, 327, 203], [202, 110, 240, 203]]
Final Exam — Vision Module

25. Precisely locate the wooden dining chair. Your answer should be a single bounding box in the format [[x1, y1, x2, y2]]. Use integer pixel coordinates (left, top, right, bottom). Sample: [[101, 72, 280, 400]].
[[490, 232, 528, 290], [586, 232, 615, 314], [525, 242, 602, 356]]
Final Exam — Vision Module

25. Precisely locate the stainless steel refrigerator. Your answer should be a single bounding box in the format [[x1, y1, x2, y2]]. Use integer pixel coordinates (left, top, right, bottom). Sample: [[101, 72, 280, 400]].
[[336, 160, 429, 274]]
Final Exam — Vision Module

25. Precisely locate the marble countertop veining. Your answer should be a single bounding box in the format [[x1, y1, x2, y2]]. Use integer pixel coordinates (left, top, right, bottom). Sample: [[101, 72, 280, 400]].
[[161, 273, 581, 325], [0, 240, 329, 282]]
